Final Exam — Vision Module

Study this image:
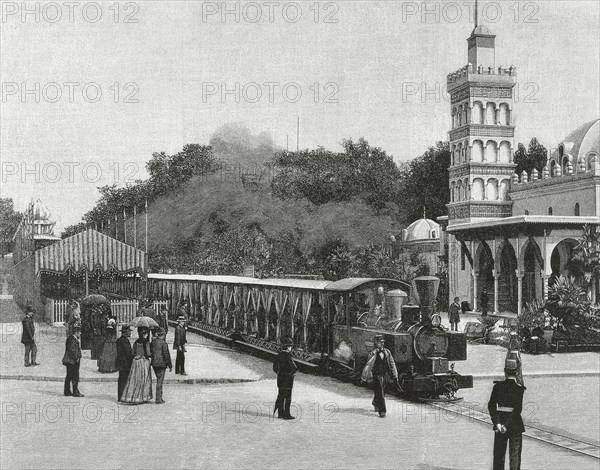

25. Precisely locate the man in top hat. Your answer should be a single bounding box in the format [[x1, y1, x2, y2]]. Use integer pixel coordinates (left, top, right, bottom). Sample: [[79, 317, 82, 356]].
[[488, 356, 527, 469], [151, 327, 172, 404], [116, 325, 133, 401], [21, 305, 39, 367], [173, 316, 187, 375], [364, 335, 398, 418], [62, 322, 84, 397], [273, 337, 297, 420]]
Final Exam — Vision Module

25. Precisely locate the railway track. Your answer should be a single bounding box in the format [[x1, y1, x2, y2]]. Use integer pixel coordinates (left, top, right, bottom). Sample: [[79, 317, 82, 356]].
[[431, 400, 600, 460]]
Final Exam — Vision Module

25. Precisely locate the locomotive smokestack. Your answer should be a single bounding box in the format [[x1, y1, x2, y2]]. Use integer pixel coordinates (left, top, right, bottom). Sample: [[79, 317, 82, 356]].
[[411, 276, 441, 323]]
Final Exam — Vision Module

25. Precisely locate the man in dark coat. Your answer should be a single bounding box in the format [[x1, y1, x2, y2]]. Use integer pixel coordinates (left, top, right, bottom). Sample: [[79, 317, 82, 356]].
[[62, 323, 84, 397], [367, 335, 398, 418], [21, 306, 39, 367], [480, 289, 489, 316], [449, 296, 461, 331], [173, 316, 187, 375], [156, 306, 169, 336], [115, 325, 133, 401], [151, 327, 172, 404], [273, 337, 297, 420], [488, 357, 526, 470]]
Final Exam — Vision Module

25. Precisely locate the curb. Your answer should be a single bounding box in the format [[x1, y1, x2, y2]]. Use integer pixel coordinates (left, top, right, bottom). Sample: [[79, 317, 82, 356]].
[[471, 371, 600, 380], [0, 374, 259, 384]]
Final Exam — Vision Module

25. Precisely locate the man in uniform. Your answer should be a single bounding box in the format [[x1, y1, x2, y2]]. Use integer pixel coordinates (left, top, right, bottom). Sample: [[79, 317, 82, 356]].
[[362, 335, 398, 418], [116, 325, 133, 401], [151, 327, 172, 404], [488, 357, 526, 469], [173, 316, 187, 375], [62, 322, 84, 397], [449, 296, 461, 331], [273, 337, 297, 420], [21, 305, 39, 367]]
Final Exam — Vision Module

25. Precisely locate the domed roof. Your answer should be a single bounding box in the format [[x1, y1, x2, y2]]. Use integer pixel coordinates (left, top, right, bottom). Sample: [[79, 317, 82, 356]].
[[404, 218, 440, 242], [552, 118, 600, 161], [471, 25, 493, 36], [32, 199, 52, 221]]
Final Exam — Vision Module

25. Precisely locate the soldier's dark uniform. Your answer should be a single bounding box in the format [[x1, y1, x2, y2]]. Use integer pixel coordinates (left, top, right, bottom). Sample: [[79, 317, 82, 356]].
[[488, 368, 526, 470], [273, 338, 297, 420]]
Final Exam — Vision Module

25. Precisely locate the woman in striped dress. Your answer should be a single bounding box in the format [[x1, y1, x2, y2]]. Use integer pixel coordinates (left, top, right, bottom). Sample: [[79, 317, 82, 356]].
[[120, 328, 153, 404]]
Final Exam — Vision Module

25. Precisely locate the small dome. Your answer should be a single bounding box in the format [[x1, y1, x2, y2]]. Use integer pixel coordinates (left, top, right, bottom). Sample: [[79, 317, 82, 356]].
[[552, 118, 599, 161], [471, 25, 493, 36], [32, 199, 52, 221], [404, 218, 440, 242]]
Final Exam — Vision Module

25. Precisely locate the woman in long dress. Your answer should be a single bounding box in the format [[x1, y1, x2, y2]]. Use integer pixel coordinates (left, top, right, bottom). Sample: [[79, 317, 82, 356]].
[[120, 328, 153, 404], [98, 316, 118, 373]]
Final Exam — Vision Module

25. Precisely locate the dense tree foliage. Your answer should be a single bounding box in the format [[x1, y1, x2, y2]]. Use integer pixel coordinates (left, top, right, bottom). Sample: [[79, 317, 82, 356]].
[[0, 198, 21, 254], [513, 137, 548, 176], [396, 141, 451, 223], [271, 138, 402, 211]]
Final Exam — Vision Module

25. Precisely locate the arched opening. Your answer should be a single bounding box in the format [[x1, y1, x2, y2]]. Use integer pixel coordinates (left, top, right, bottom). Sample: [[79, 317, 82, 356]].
[[548, 207, 553, 215], [499, 141, 511, 163], [574, 203, 580, 216], [498, 103, 509, 125], [457, 143, 463, 165], [472, 140, 484, 162], [472, 178, 484, 200], [550, 159, 557, 176], [458, 105, 463, 126], [497, 242, 518, 312], [499, 179, 510, 200], [485, 102, 496, 125], [486, 178, 498, 200], [522, 239, 543, 305], [485, 140, 498, 162], [550, 239, 584, 287], [475, 242, 494, 311], [450, 181, 455, 202], [464, 178, 469, 200], [472, 101, 484, 124], [456, 181, 463, 202], [451, 144, 456, 165], [562, 156, 570, 175]]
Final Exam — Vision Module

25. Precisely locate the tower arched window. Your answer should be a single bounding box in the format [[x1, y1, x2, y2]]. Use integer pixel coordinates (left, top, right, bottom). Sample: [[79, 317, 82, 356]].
[[574, 203, 580, 216], [548, 207, 553, 215]]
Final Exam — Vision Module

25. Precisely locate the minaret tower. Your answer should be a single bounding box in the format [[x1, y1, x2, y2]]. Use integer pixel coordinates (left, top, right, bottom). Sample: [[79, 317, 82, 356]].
[[446, 1, 517, 225]]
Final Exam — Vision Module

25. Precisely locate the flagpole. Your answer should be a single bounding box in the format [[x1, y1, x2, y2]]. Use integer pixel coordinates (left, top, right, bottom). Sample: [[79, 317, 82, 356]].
[[133, 205, 137, 249], [145, 198, 148, 252], [123, 207, 127, 244]]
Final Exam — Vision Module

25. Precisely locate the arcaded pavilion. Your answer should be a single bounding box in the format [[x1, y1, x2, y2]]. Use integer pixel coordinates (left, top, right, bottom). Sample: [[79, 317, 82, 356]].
[[438, 21, 600, 314]]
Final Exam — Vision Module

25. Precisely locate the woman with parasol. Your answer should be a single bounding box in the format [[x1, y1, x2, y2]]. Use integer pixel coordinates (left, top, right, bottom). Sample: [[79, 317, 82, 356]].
[[120, 315, 158, 404]]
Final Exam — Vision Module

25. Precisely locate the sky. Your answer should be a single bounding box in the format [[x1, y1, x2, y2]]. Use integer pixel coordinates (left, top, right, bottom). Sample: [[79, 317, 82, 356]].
[[1, 0, 599, 232]]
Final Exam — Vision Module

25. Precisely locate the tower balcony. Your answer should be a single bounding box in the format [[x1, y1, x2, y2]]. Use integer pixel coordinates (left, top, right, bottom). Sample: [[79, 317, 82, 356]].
[[449, 124, 515, 141], [447, 200, 513, 222], [447, 64, 517, 93]]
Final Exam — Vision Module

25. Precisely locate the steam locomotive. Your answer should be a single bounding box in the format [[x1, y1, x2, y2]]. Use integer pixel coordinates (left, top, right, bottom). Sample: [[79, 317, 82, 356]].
[[147, 273, 473, 400]]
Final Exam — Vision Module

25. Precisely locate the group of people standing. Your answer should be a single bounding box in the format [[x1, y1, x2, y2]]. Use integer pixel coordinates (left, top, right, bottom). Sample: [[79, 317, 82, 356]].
[[54, 298, 188, 405]]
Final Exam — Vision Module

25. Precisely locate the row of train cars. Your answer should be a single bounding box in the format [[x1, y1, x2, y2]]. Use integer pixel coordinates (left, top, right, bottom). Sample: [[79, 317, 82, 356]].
[[145, 273, 473, 401]]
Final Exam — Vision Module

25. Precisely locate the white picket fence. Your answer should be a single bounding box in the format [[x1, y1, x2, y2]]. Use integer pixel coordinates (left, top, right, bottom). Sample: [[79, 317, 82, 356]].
[[48, 299, 169, 325]]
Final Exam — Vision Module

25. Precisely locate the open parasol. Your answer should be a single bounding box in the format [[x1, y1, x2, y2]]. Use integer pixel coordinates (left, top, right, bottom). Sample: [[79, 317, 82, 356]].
[[129, 316, 159, 329], [81, 294, 109, 306]]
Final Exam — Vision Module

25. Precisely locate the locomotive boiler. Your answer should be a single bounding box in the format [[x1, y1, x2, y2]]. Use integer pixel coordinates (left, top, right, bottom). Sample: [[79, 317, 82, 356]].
[[329, 276, 473, 400]]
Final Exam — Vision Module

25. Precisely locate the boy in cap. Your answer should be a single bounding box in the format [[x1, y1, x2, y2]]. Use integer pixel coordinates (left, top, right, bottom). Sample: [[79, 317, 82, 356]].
[[116, 325, 133, 401], [173, 316, 187, 375], [488, 356, 527, 469], [273, 338, 297, 419], [151, 327, 172, 404], [62, 322, 83, 397]]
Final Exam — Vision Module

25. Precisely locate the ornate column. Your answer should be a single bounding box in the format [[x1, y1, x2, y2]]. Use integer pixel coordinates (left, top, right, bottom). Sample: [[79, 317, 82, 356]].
[[542, 272, 550, 301], [472, 270, 479, 310], [493, 269, 499, 314], [516, 270, 523, 316]]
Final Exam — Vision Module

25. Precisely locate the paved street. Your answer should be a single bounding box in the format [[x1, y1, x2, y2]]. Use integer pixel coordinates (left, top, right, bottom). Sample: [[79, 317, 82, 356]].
[[2, 288, 599, 469]]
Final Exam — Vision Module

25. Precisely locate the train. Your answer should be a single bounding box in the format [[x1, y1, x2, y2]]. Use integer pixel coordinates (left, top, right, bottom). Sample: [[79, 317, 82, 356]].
[[147, 273, 473, 400]]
